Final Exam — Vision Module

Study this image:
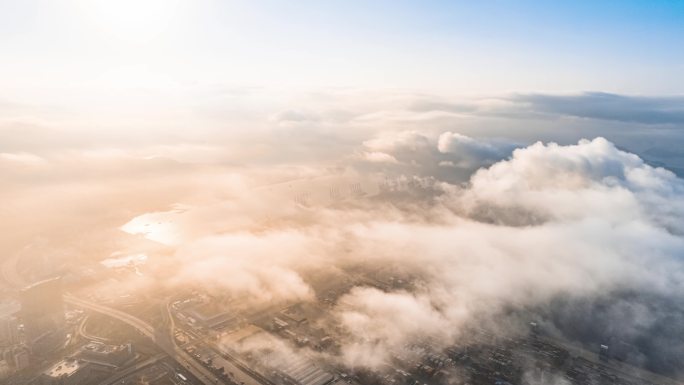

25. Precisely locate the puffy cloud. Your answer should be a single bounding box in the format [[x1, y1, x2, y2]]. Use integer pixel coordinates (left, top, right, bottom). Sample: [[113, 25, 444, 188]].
[[437, 131, 518, 168], [4, 86, 684, 379], [167, 232, 316, 303], [360, 151, 398, 163], [128, 140, 675, 379], [363, 130, 433, 154], [103, 137, 684, 370], [458, 137, 684, 232], [336, 288, 454, 368], [357, 130, 517, 185], [325, 137, 684, 370]]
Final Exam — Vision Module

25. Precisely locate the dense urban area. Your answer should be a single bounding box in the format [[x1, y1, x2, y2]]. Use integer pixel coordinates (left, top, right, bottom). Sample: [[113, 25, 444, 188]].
[[1, 242, 680, 385]]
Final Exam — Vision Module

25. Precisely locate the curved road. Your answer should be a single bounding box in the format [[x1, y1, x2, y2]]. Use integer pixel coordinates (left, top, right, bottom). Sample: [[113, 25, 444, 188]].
[[64, 295, 228, 385], [77, 315, 111, 344], [0, 253, 23, 289], [1, 253, 237, 385]]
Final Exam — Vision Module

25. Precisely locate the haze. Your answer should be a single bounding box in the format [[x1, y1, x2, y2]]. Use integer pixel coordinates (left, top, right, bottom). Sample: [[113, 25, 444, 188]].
[[1, 1, 684, 385]]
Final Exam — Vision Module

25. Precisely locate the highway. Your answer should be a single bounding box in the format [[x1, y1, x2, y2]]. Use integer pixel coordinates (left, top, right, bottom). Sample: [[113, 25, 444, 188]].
[[0, 251, 255, 385], [207, 341, 276, 385], [64, 294, 230, 385], [98, 353, 167, 385], [164, 299, 268, 385]]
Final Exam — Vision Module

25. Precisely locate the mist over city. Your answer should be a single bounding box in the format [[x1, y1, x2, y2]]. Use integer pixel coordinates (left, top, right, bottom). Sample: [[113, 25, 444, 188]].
[[1, 1, 684, 385]]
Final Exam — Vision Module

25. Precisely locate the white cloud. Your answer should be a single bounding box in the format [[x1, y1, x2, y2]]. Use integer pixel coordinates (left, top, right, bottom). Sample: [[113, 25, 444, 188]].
[[0, 152, 46, 165], [361, 151, 398, 163], [438, 131, 518, 168], [459, 137, 684, 231], [4, 86, 684, 376]]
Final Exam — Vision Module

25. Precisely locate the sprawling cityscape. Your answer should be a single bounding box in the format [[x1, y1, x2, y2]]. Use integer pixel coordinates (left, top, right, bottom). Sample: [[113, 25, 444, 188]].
[[2, 1, 684, 384], [1, 196, 683, 385]]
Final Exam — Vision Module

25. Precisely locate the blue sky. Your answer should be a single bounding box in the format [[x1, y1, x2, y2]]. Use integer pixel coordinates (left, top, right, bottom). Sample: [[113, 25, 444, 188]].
[[0, 0, 682, 97]]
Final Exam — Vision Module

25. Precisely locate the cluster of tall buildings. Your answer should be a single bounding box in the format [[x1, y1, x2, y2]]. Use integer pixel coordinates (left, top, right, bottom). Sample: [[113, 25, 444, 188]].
[[19, 277, 67, 355], [0, 277, 67, 379], [0, 298, 27, 378], [0, 314, 20, 346]]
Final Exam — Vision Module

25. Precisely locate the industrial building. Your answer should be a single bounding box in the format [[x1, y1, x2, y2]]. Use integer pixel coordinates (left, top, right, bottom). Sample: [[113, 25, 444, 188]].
[[182, 301, 240, 330], [271, 353, 335, 385], [77, 342, 134, 367]]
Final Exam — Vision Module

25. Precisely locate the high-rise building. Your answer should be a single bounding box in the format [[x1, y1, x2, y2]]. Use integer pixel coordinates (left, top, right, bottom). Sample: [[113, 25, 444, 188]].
[[0, 316, 20, 347], [20, 277, 66, 354], [0, 344, 30, 373], [0, 301, 21, 348], [11, 345, 30, 371]]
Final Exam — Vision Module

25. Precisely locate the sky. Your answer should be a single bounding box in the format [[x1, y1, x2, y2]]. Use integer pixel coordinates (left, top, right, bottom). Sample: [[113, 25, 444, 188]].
[[1, 0, 683, 161], [1, 0, 683, 99]]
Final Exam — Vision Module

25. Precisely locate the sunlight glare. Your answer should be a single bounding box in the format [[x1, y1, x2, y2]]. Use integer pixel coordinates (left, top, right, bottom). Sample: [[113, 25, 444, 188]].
[[84, 0, 182, 43]]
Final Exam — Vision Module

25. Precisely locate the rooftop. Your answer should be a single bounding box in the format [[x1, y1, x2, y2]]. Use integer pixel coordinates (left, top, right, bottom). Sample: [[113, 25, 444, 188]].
[[44, 359, 86, 378], [83, 342, 125, 354]]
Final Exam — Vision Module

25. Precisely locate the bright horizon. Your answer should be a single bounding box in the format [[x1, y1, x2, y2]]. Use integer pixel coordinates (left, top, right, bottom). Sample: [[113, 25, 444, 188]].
[[2, 1, 683, 95], [2, 2, 684, 384]]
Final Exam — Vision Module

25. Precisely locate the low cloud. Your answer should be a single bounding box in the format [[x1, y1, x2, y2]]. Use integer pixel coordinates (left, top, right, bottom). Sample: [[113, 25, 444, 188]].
[[438, 131, 519, 168], [357, 130, 518, 183], [360, 151, 398, 163], [88, 134, 684, 375], [409, 92, 684, 126], [512, 92, 684, 125], [4, 87, 684, 380], [325, 137, 684, 370]]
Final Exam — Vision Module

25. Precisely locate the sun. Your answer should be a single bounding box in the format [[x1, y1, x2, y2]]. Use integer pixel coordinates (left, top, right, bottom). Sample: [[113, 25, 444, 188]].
[[80, 0, 183, 43]]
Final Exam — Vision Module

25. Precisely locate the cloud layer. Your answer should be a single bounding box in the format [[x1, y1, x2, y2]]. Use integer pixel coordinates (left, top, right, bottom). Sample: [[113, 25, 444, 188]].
[[3, 88, 684, 379], [101, 134, 684, 375]]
